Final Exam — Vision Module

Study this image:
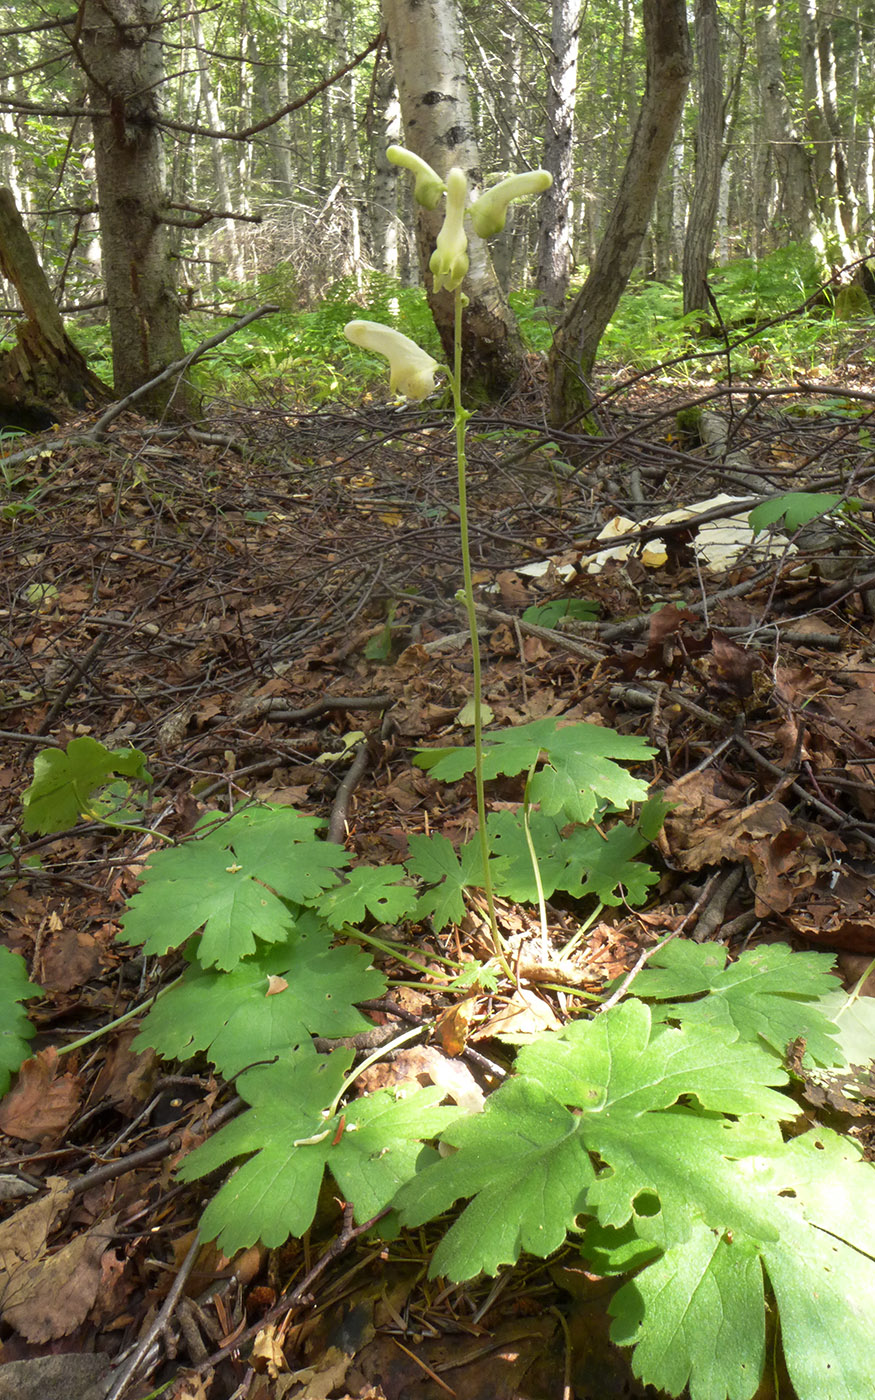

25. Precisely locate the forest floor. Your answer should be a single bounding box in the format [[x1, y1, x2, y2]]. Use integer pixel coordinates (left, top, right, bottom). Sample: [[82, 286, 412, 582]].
[[2, 364, 875, 1400]]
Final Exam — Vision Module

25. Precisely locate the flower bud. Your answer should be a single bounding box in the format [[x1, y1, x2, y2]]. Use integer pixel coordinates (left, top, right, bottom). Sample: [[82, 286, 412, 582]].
[[469, 170, 553, 239], [386, 145, 445, 210], [429, 167, 469, 294], [344, 320, 441, 400]]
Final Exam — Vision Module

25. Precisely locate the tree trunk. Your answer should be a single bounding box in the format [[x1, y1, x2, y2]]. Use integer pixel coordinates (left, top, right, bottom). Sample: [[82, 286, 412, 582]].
[[194, 10, 240, 276], [683, 0, 725, 316], [547, 0, 692, 426], [79, 0, 191, 416], [0, 188, 110, 428], [535, 0, 581, 309], [370, 70, 402, 276], [491, 19, 523, 294], [754, 0, 820, 246], [382, 0, 525, 399], [814, 11, 857, 252]]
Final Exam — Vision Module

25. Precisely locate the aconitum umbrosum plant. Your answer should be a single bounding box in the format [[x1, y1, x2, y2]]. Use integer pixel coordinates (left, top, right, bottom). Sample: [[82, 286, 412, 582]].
[[344, 154, 551, 959]]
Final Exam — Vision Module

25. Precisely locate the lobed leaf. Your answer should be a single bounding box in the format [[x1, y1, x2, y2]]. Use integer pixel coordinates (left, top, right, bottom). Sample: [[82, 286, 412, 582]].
[[133, 910, 386, 1078], [316, 865, 418, 929], [0, 947, 41, 1096], [395, 1075, 594, 1280], [406, 831, 486, 931], [21, 737, 151, 834], [632, 940, 842, 1065], [119, 805, 349, 969], [179, 1048, 458, 1255], [414, 719, 653, 823]]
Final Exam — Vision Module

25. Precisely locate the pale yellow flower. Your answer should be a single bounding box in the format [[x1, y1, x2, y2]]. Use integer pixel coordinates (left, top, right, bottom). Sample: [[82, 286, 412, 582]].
[[386, 146, 445, 210], [344, 320, 441, 400], [469, 170, 553, 239], [429, 167, 469, 294]]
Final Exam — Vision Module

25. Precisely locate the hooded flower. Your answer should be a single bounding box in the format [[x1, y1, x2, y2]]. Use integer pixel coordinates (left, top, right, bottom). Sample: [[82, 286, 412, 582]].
[[386, 145, 445, 210], [429, 167, 470, 294], [469, 170, 552, 239], [344, 320, 441, 400]]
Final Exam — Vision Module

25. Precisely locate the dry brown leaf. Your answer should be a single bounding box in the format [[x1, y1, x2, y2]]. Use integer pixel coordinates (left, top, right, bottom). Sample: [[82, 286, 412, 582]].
[[89, 1029, 158, 1116], [787, 869, 875, 953], [39, 928, 104, 992], [0, 1048, 82, 1143], [709, 632, 761, 698], [0, 1176, 73, 1274], [1, 1212, 118, 1342], [476, 988, 562, 1042], [356, 1045, 484, 1113], [435, 996, 479, 1056]]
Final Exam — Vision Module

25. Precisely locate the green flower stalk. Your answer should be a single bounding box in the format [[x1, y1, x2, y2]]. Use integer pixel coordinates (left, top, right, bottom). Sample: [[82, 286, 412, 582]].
[[429, 167, 470, 294], [469, 170, 552, 238], [386, 145, 445, 210], [344, 150, 554, 963], [343, 320, 441, 400]]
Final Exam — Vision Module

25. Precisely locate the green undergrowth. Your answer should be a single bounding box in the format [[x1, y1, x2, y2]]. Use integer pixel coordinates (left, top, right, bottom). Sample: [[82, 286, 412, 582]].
[[599, 243, 859, 381], [55, 243, 866, 406], [6, 729, 875, 1399]]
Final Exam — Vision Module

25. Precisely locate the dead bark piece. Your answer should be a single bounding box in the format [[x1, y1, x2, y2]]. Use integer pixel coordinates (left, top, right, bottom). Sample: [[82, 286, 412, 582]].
[[0, 187, 110, 427]]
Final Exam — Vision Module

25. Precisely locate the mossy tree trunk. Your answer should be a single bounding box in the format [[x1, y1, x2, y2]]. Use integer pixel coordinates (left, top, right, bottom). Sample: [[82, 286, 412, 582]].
[[0, 187, 109, 430]]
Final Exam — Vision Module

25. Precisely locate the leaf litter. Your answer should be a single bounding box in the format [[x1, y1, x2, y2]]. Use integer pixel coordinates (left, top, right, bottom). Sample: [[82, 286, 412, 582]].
[[1, 380, 875, 1398]]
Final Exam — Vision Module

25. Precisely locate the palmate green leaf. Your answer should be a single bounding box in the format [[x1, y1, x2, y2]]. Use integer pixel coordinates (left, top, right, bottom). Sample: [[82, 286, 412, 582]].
[[0, 947, 42, 1096], [396, 988, 875, 1398], [21, 737, 151, 834], [119, 805, 349, 970], [485, 807, 660, 905], [518, 998, 791, 1121], [606, 1125, 875, 1400], [405, 831, 486, 931], [632, 941, 842, 1065], [133, 910, 386, 1078], [396, 1002, 790, 1283], [395, 1075, 594, 1279], [414, 719, 653, 823], [178, 1048, 458, 1256], [316, 865, 418, 929], [610, 1222, 765, 1400]]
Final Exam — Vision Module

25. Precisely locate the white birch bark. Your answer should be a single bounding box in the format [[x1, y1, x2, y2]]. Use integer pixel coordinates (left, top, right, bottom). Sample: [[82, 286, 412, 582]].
[[382, 0, 524, 398], [535, 0, 581, 308]]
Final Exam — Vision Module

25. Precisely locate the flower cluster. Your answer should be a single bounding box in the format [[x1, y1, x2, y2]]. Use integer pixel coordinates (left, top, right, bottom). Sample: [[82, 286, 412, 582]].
[[343, 149, 551, 399]]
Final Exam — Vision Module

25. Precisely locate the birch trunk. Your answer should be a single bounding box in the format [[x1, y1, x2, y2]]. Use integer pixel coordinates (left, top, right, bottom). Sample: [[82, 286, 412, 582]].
[[535, 0, 581, 308], [382, 0, 525, 399]]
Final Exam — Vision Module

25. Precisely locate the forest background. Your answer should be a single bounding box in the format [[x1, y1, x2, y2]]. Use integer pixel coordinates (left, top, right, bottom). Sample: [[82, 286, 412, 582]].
[[1, 0, 873, 419], [5, 3, 875, 1400]]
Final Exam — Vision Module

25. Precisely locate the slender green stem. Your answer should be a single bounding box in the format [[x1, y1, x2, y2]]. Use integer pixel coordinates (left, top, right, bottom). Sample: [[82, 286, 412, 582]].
[[522, 761, 548, 948], [55, 974, 182, 1055], [450, 286, 503, 961]]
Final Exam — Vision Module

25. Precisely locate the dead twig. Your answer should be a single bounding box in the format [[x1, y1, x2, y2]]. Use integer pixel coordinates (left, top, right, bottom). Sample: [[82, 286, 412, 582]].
[[105, 1230, 202, 1400]]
